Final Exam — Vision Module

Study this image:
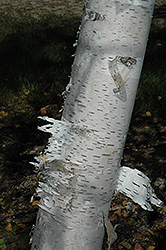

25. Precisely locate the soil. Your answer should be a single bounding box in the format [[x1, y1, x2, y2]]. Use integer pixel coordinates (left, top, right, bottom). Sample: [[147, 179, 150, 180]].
[[107, 115, 166, 250], [0, 1, 166, 250], [0, 114, 165, 250]]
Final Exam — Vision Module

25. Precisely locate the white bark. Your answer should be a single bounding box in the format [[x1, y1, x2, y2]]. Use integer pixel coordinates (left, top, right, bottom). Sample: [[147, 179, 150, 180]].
[[117, 166, 163, 211], [31, 0, 156, 249]]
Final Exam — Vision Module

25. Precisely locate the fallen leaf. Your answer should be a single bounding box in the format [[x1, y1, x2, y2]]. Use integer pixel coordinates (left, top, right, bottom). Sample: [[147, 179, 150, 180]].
[[120, 219, 136, 226], [147, 246, 155, 250], [145, 111, 152, 117], [163, 205, 166, 213], [141, 230, 153, 237], [17, 223, 27, 231], [122, 201, 129, 206], [133, 233, 143, 240], [144, 126, 150, 129], [30, 182, 36, 186], [7, 208, 14, 214], [0, 111, 8, 117], [160, 126, 166, 132], [0, 212, 6, 216], [0, 198, 5, 206], [123, 212, 129, 217], [5, 222, 12, 231], [15, 124, 20, 128], [0, 106, 5, 110], [149, 230, 154, 235], [120, 241, 132, 249], [134, 243, 143, 250], [40, 105, 49, 115]]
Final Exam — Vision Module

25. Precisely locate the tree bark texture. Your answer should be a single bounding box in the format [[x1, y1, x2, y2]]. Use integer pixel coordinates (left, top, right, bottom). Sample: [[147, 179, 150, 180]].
[[31, 0, 155, 249]]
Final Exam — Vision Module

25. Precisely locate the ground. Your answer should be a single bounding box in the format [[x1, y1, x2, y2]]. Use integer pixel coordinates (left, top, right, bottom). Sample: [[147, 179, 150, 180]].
[[0, 0, 166, 250], [0, 114, 166, 250]]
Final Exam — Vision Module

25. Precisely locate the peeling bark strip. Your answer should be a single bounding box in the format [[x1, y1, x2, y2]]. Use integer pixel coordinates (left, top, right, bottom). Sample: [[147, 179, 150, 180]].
[[116, 166, 163, 211], [103, 213, 117, 249], [108, 56, 137, 93], [108, 56, 137, 101], [31, 0, 156, 249]]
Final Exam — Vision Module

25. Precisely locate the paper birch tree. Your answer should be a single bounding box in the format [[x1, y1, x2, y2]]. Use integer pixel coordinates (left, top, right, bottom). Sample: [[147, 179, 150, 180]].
[[30, 0, 158, 249]]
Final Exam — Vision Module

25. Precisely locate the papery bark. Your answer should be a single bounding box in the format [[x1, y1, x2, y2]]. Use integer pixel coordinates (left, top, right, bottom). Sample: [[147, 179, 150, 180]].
[[31, 0, 155, 249]]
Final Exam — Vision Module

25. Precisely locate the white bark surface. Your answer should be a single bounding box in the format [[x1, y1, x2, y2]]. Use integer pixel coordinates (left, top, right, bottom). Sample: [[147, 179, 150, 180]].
[[116, 166, 163, 211], [31, 0, 156, 249]]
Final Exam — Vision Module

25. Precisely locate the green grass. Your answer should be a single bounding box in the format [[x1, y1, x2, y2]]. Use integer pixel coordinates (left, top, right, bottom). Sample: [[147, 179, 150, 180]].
[[134, 23, 166, 120], [0, 12, 81, 127], [0, 13, 166, 129]]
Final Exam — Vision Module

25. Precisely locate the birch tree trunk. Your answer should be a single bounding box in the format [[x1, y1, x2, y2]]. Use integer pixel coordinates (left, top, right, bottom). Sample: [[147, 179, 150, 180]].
[[31, 0, 156, 249]]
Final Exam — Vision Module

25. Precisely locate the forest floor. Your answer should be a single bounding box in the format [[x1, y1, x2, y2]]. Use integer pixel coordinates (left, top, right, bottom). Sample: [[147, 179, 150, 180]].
[[0, 114, 165, 250], [0, 0, 166, 250]]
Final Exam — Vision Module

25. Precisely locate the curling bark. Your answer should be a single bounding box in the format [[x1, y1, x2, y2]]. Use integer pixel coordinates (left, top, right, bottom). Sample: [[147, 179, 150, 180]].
[[31, 0, 156, 249]]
